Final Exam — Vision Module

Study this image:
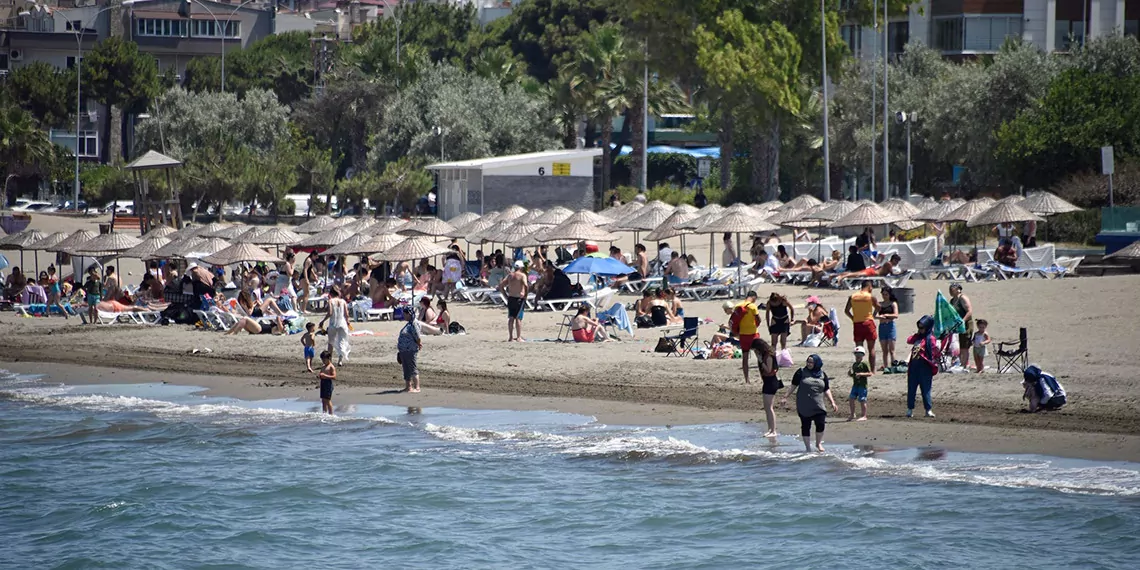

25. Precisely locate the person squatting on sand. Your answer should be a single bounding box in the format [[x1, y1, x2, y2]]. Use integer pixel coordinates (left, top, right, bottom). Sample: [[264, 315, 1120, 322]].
[[781, 354, 839, 453]]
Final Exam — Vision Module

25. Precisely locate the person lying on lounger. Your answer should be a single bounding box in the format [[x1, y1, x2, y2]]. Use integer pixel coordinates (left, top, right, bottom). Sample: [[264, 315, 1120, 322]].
[[836, 254, 901, 284], [95, 300, 164, 313], [225, 314, 286, 335]]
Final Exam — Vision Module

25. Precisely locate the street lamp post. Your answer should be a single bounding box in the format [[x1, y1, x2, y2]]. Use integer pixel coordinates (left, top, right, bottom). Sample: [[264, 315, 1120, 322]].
[[69, 0, 139, 211], [186, 0, 257, 93], [881, 0, 889, 202], [433, 126, 446, 161], [819, 0, 830, 202], [896, 111, 914, 200]]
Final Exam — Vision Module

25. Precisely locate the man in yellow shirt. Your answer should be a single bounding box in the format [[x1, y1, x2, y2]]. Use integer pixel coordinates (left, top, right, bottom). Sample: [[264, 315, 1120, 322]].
[[844, 281, 882, 371], [733, 291, 761, 384]]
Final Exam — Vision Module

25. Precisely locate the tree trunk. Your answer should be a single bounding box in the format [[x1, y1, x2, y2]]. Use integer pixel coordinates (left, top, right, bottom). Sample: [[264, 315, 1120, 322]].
[[600, 118, 613, 192], [109, 105, 123, 164], [629, 97, 645, 191], [766, 118, 781, 202], [613, 108, 632, 181], [719, 108, 733, 193], [749, 133, 764, 202]]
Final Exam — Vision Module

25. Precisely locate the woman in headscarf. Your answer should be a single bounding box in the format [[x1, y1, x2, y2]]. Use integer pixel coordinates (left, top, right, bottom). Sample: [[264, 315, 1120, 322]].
[[1022, 365, 1066, 412], [906, 315, 939, 418], [781, 354, 838, 453]]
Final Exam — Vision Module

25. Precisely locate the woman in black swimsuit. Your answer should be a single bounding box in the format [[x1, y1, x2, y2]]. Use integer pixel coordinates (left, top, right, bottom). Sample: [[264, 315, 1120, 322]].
[[765, 292, 794, 351], [754, 337, 781, 437]]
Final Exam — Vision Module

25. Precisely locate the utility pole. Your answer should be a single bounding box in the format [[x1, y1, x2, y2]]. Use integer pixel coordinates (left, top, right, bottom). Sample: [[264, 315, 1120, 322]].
[[881, 0, 889, 202], [640, 40, 648, 192], [819, 0, 831, 201], [870, 0, 877, 202]]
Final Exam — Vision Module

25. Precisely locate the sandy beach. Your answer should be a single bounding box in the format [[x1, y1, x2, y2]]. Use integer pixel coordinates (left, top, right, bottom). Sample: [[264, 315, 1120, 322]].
[[4, 212, 1140, 462]]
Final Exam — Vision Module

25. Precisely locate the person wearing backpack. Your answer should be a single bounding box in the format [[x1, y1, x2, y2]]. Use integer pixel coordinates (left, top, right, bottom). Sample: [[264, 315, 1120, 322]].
[[731, 291, 762, 384], [905, 315, 940, 418]]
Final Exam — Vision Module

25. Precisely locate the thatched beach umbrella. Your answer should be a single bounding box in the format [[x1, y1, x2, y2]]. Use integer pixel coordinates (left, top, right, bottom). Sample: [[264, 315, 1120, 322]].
[[189, 222, 230, 239], [69, 232, 141, 257], [398, 217, 458, 238], [141, 225, 178, 240], [509, 226, 571, 248], [966, 202, 1044, 228], [541, 217, 619, 243], [361, 233, 405, 255], [881, 198, 924, 231], [764, 207, 806, 227], [121, 236, 172, 259], [453, 217, 497, 240], [467, 220, 513, 245], [202, 242, 282, 266], [298, 227, 354, 250], [696, 210, 779, 284], [447, 212, 481, 228], [47, 230, 98, 254], [1019, 192, 1081, 216], [340, 218, 377, 235], [173, 237, 231, 260], [529, 206, 574, 226], [618, 201, 673, 232], [913, 200, 961, 222], [493, 223, 544, 246], [323, 234, 374, 257], [646, 209, 698, 246], [294, 215, 336, 234], [778, 194, 823, 212], [494, 205, 530, 223], [27, 231, 68, 252], [939, 198, 995, 223], [1, 230, 48, 274], [146, 237, 194, 260], [368, 217, 408, 235], [205, 224, 249, 240], [512, 209, 545, 225], [673, 204, 699, 215], [828, 202, 907, 229], [1104, 241, 1140, 260], [372, 236, 452, 262], [248, 227, 303, 247], [603, 201, 643, 222], [677, 204, 725, 231]]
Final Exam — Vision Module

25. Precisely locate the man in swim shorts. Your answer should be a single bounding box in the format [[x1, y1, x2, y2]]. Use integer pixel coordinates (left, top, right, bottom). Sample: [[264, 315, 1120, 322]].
[[733, 291, 761, 384], [845, 280, 881, 371], [500, 260, 529, 342]]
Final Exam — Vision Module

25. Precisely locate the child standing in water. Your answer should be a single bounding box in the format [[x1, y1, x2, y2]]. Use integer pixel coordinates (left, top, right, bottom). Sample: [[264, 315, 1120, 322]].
[[848, 346, 872, 421], [317, 350, 335, 415], [301, 322, 317, 373], [972, 319, 991, 374]]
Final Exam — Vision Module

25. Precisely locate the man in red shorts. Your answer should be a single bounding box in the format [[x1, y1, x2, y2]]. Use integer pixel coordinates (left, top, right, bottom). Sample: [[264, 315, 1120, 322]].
[[732, 291, 762, 384], [844, 280, 882, 371]]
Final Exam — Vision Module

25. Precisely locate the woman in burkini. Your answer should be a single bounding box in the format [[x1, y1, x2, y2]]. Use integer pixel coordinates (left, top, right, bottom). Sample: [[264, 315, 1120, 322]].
[[781, 354, 838, 452], [906, 315, 939, 418]]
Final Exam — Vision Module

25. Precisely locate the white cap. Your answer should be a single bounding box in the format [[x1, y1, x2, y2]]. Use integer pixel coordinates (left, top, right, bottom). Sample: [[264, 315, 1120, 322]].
[[187, 263, 199, 270], [514, 260, 525, 269], [853, 346, 866, 355]]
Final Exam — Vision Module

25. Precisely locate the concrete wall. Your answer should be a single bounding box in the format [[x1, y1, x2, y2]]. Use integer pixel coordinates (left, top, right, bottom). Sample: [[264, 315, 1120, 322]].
[[481, 176, 594, 214]]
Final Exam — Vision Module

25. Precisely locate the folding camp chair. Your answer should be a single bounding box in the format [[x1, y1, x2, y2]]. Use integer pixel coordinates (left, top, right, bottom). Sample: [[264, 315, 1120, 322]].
[[817, 317, 838, 347], [995, 327, 1029, 374], [660, 317, 699, 357]]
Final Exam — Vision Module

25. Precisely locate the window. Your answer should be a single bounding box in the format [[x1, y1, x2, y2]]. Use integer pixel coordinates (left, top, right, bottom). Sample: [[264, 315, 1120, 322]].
[[0, 52, 8, 72], [933, 15, 1021, 53], [841, 24, 862, 56], [135, 18, 187, 38], [1055, 20, 1085, 51], [65, 20, 95, 33], [50, 130, 100, 158], [66, 56, 83, 69], [192, 19, 241, 39], [888, 21, 909, 55]]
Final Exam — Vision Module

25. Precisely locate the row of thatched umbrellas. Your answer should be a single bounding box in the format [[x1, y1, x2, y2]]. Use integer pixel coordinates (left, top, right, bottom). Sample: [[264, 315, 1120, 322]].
[[0, 191, 1084, 276]]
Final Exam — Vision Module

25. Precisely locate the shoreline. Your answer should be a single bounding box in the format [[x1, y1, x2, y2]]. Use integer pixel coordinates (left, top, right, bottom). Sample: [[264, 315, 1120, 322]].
[[6, 360, 1140, 462]]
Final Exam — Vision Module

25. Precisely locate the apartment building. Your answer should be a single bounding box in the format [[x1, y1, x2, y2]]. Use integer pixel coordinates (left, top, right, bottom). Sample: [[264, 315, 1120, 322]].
[[842, 0, 1138, 59], [0, 0, 274, 162]]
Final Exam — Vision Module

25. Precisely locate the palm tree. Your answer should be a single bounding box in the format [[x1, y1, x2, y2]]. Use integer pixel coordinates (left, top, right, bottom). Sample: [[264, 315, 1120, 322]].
[[0, 103, 56, 205], [565, 24, 629, 192]]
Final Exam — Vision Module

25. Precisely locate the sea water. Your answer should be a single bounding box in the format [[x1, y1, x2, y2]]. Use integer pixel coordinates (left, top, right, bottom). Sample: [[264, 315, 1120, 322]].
[[2, 370, 1139, 569]]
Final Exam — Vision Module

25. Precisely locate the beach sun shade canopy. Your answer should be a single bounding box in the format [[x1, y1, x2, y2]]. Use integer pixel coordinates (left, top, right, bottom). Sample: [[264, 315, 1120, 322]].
[[966, 202, 1045, 228], [617, 202, 674, 231], [141, 225, 178, 240], [189, 222, 230, 239], [121, 236, 172, 259], [125, 150, 181, 170], [828, 202, 908, 229], [763, 207, 807, 226], [881, 198, 922, 218], [1104, 241, 1140, 260], [696, 211, 779, 234], [372, 236, 453, 262], [298, 227, 355, 249], [778, 194, 823, 212], [602, 201, 643, 222], [205, 224, 250, 240], [454, 217, 496, 240], [27, 231, 68, 251], [398, 217, 458, 238], [494, 223, 544, 245], [446, 212, 481, 228], [562, 256, 634, 277], [340, 219, 376, 235], [565, 209, 614, 228], [529, 206, 575, 226], [246, 227, 303, 246], [202, 242, 283, 266], [369, 217, 409, 235], [146, 237, 195, 260], [512, 209, 545, 225], [294, 215, 336, 234], [673, 204, 698, 215], [645, 210, 699, 241], [998, 194, 1025, 204], [1018, 191, 1082, 216], [677, 204, 725, 230], [810, 200, 861, 222], [938, 198, 995, 223], [361, 233, 405, 255], [0, 229, 45, 250], [494, 205, 530, 223], [69, 232, 143, 256], [173, 237, 231, 259], [323, 234, 374, 257], [47, 230, 98, 253], [541, 219, 619, 243], [233, 227, 264, 243], [467, 220, 513, 244], [754, 200, 784, 214], [913, 200, 962, 222]]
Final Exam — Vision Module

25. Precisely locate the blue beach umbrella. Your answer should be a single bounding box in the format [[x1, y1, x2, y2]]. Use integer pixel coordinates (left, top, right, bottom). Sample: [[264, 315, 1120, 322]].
[[563, 256, 634, 277]]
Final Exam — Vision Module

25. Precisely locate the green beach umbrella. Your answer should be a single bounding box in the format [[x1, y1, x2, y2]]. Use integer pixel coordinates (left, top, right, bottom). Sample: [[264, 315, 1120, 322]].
[[933, 291, 965, 337]]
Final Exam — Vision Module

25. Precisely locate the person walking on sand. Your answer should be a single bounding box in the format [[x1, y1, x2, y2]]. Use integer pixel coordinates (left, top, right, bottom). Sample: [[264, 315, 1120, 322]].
[[848, 346, 872, 421], [781, 354, 839, 453], [321, 285, 351, 366], [765, 292, 794, 351], [499, 260, 528, 342], [906, 315, 939, 418], [397, 309, 422, 393], [731, 291, 762, 384], [754, 338, 781, 437], [317, 350, 335, 415], [844, 280, 880, 371]]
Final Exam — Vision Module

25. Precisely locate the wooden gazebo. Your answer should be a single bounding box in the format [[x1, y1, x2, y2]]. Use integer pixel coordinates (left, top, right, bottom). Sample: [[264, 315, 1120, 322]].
[[125, 150, 184, 234]]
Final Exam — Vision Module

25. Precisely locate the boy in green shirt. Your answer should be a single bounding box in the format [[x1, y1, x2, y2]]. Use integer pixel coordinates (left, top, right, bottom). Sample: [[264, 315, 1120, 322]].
[[848, 346, 872, 421]]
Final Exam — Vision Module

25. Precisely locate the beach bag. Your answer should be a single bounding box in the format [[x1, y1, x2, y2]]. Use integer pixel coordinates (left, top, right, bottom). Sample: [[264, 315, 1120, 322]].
[[711, 344, 734, 360], [802, 333, 822, 348], [448, 322, 466, 335], [654, 337, 676, 353], [635, 315, 654, 329], [776, 349, 794, 368]]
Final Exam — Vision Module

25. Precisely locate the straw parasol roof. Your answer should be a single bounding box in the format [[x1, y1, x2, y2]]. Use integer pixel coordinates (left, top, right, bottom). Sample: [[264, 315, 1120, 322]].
[[494, 205, 529, 223], [202, 242, 282, 266], [361, 233, 405, 254], [764, 207, 806, 226], [603, 201, 644, 221], [447, 212, 481, 228], [540, 219, 619, 243], [121, 236, 172, 259], [0, 229, 45, 250], [530, 206, 574, 226], [232, 227, 263, 243], [189, 222, 230, 239], [754, 200, 784, 214], [509, 227, 560, 248], [618, 202, 673, 231], [368, 217, 408, 235], [142, 226, 178, 240], [47, 230, 98, 253], [512, 209, 545, 225], [340, 219, 376, 234], [674, 204, 698, 215], [247, 227, 303, 246], [938, 197, 995, 223], [467, 221, 513, 244], [881, 198, 922, 219], [298, 227, 354, 249], [563, 209, 614, 227], [1019, 191, 1081, 216], [966, 202, 1045, 228], [174, 237, 231, 259], [323, 234, 374, 257], [646, 209, 699, 241], [493, 223, 544, 244], [913, 200, 961, 222], [778, 194, 823, 212], [454, 217, 497, 240], [146, 237, 194, 260], [372, 236, 453, 262], [329, 216, 357, 229], [828, 203, 907, 229], [398, 217, 458, 238], [70, 232, 142, 256], [695, 211, 779, 234], [997, 194, 1025, 204], [677, 204, 725, 230], [27, 231, 68, 251], [1104, 241, 1140, 260], [294, 215, 336, 234], [206, 224, 251, 240]]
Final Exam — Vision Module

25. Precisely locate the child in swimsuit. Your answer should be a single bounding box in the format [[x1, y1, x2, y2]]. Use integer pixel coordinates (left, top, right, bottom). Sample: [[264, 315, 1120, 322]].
[[317, 350, 335, 415], [302, 322, 317, 373]]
